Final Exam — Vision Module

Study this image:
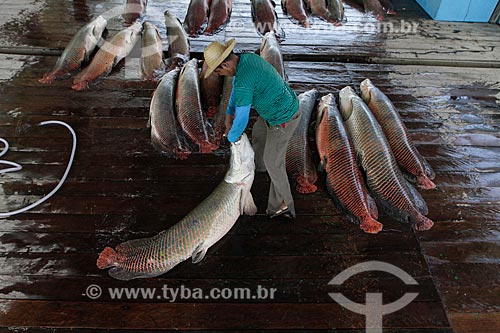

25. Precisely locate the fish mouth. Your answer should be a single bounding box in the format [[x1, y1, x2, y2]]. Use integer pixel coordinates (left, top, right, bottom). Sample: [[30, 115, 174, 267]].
[[339, 87, 355, 120], [360, 79, 373, 102]]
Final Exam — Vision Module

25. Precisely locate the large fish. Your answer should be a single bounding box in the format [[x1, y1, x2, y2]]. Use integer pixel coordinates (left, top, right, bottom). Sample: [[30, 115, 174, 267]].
[[176, 59, 218, 153], [316, 93, 382, 234], [251, 0, 285, 40], [200, 60, 224, 118], [260, 31, 286, 80], [149, 68, 192, 159], [360, 79, 435, 189], [39, 16, 107, 84], [141, 22, 164, 81], [281, 0, 311, 28], [164, 11, 190, 69], [305, 0, 343, 25], [286, 89, 319, 193], [183, 0, 211, 36], [362, 0, 385, 20], [97, 133, 257, 280], [205, 0, 233, 35], [327, 0, 345, 24], [123, 0, 148, 25], [213, 76, 233, 145], [339, 86, 433, 231], [71, 21, 142, 91]]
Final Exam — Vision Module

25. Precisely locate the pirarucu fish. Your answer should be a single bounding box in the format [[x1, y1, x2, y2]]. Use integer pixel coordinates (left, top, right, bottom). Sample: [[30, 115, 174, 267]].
[[251, 0, 285, 40], [286, 89, 319, 193], [97, 133, 257, 280], [176, 58, 218, 153], [316, 93, 382, 234], [141, 22, 164, 81], [183, 0, 211, 36], [71, 21, 142, 91], [281, 0, 311, 28], [339, 86, 433, 231], [149, 68, 192, 159], [260, 31, 286, 80], [360, 79, 435, 189], [164, 10, 190, 69], [39, 16, 107, 84], [205, 0, 233, 35]]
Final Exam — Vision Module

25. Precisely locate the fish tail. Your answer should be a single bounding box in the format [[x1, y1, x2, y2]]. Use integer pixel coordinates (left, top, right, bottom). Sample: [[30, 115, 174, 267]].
[[71, 80, 89, 91], [174, 147, 191, 160], [295, 176, 317, 194], [39, 74, 56, 84], [206, 106, 217, 118], [417, 175, 436, 190], [360, 215, 383, 234], [97, 247, 123, 269], [413, 214, 434, 231], [199, 141, 218, 153]]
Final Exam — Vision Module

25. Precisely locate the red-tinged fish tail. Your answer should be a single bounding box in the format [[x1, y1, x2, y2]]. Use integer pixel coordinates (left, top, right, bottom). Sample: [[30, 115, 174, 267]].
[[71, 81, 89, 91], [206, 106, 217, 118], [295, 176, 317, 194], [360, 216, 383, 234], [97, 247, 123, 269], [417, 175, 436, 190], [413, 214, 434, 231], [199, 142, 218, 153], [39, 74, 56, 84]]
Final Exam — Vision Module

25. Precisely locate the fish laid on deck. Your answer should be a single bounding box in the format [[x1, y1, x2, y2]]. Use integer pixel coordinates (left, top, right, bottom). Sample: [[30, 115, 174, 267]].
[[316, 93, 382, 234], [200, 61, 224, 118], [213, 76, 233, 145], [123, 0, 148, 25], [176, 59, 218, 153], [251, 0, 285, 40], [165, 11, 190, 70], [71, 21, 142, 91], [184, 0, 211, 36], [205, 0, 233, 35], [149, 68, 192, 159], [339, 86, 434, 231], [360, 79, 436, 189], [361, 0, 386, 20], [141, 22, 165, 81], [286, 89, 319, 193], [260, 31, 286, 80], [305, 0, 344, 25], [97, 133, 257, 280], [281, 0, 311, 28], [39, 16, 107, 84]]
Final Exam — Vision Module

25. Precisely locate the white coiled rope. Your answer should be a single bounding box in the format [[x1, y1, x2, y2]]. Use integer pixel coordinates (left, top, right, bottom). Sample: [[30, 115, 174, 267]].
[[0, 120, 76, 218]]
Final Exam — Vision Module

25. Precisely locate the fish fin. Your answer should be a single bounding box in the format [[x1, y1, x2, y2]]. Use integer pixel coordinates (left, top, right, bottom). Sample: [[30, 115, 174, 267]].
[[417, 174, 436, 190], [97, 247, 122, 269], [108, 266, 164, 281], [192, 244, 207, 264], [295, 176, 317, 194], [412, 214, 434, 231], [422, 157, 435, 180], [360, 216, 383, 234], [404, 179, 428, 215], [240, 189, 258, 215]]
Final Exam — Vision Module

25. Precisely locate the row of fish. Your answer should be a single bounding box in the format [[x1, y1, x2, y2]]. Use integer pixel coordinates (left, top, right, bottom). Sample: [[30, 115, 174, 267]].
[[39, 12, 190, 88], [184, 0, 233, 36], [98, 133, 257, 280], [285, 80, 435, 233], [150, 31, 284, 158]]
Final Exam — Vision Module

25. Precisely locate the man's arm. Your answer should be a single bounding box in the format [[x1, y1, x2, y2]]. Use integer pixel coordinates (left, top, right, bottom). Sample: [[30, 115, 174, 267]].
[[227, 105, 251, 142]]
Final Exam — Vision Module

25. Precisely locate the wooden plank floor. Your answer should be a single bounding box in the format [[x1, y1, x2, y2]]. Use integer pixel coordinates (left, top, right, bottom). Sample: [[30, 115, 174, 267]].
[[0, 0, 499, 332]]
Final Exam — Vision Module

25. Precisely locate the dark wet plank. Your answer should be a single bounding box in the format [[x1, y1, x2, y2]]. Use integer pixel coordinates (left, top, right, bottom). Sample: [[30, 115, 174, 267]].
[[0, 300, 449, 329]]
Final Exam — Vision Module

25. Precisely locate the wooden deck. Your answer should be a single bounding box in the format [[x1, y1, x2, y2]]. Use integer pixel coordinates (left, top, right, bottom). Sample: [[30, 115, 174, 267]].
[[0, 0, 499, 332]]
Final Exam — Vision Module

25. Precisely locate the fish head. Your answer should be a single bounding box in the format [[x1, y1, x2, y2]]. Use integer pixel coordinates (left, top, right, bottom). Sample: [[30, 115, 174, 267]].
[[360, 78, 375, 102], [88, 16, 107, 43], [224, 133, 255, 185], [339, 86, 357, 120], [317, 93, 334, 120]]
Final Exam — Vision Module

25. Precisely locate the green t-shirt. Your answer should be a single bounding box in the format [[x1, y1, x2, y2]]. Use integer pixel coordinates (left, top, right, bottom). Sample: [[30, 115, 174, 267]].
[[233, 53, 299, 126]]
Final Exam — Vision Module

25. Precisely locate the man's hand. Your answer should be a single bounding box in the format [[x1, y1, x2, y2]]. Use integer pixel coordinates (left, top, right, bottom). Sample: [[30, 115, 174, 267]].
[[224, 114, 234, 137]]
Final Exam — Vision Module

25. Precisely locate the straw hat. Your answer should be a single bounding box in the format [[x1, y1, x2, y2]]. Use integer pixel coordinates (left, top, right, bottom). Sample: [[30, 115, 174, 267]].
[[203, 38, 236, 78]]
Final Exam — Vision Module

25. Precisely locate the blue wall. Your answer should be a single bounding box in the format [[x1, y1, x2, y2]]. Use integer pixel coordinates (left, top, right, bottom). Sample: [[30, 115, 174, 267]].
[[416, 0, 499, 22]]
